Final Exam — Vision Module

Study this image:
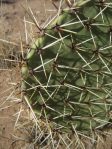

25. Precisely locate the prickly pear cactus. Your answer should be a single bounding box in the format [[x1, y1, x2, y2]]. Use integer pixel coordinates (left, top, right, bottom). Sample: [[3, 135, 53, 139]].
[[22, 0, 112, 136]]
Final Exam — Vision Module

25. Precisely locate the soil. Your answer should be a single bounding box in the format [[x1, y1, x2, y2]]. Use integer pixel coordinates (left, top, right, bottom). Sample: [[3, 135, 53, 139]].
[[0, 0, 112, 149]]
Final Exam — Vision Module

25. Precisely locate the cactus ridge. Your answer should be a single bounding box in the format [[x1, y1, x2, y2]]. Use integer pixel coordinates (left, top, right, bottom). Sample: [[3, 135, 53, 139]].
[[22, 0, 112, 136]]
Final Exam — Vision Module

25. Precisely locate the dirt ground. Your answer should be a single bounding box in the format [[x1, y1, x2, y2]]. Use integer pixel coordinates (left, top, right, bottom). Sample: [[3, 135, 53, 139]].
[[0, 0, 54, 42], [0, 0, 112, 149]]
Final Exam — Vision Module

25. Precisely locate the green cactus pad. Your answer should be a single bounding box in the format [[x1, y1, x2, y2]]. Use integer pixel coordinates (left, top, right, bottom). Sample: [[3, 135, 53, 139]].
[[22, 0, 112, 135]]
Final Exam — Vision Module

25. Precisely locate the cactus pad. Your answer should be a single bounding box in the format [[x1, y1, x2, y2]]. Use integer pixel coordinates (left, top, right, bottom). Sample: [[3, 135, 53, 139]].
[[22, 0, 112, 135]]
